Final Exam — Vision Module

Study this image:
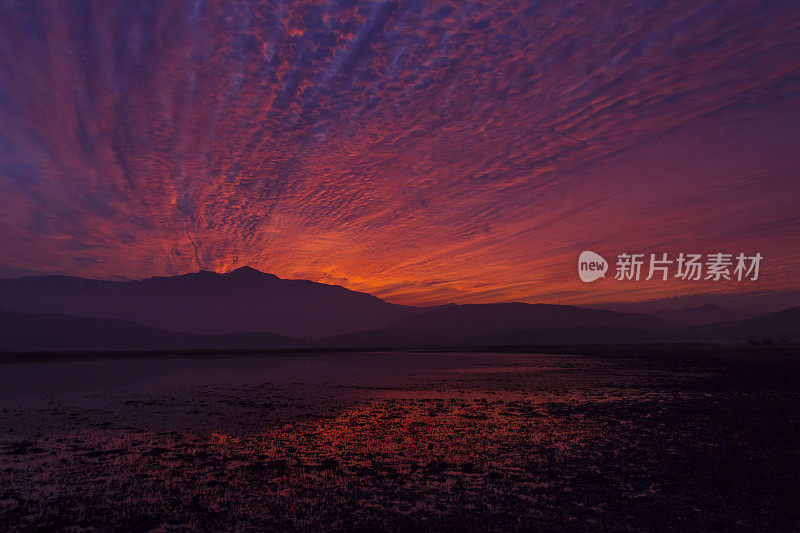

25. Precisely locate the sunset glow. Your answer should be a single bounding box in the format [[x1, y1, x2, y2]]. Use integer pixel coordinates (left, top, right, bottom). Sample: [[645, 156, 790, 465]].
[[1, 0, 798, 305]]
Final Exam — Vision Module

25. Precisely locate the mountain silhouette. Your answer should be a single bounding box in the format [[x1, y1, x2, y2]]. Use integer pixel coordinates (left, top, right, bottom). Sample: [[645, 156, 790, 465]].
[[691, 306, 800, 343], [0, 310, 304, 352], [0, 270, 797, 352], [319, 303, 683, 347], [653, 304, 753, 325], [385, 303, 679, 332], [318, 303, 800, 348], [0, 267, 417, 338]]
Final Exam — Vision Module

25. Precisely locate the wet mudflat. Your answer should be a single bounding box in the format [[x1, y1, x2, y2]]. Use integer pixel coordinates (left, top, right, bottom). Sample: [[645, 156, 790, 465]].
[[0, 352, 797, 531]]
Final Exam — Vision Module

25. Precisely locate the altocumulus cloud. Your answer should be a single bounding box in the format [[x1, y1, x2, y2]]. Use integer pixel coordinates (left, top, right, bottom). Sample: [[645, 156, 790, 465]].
[[0, 0, 799, 305]]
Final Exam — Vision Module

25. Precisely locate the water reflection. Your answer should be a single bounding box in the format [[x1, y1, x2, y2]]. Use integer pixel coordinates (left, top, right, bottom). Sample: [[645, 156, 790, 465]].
[[0, 353, 796, 529]]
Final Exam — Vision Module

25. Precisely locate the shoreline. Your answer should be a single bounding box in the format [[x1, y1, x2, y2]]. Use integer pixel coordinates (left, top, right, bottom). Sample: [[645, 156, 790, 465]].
[[1, 341, 797, 364]]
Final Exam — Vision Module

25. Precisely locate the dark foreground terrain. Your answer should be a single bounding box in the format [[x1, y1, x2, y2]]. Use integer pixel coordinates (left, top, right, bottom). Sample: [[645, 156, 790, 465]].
[[0, 351, 798, 531]]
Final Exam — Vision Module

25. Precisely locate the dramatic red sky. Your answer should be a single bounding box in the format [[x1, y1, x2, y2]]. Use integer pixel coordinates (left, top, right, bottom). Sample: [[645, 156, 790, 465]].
[[0, 0, 799, 306]]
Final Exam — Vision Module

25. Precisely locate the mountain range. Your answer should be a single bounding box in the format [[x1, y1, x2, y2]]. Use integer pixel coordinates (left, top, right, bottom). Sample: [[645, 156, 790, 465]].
[[0, 267, 797, 352], [0, 266, 416, 338]]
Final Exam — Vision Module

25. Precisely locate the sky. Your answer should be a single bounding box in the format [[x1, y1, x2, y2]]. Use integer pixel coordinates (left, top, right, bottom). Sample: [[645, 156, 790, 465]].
[[0, 0, 799, 307]]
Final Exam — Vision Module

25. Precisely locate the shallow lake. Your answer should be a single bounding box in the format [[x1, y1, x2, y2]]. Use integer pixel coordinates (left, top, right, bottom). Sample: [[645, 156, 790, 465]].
[[0, 352, 797, 530]]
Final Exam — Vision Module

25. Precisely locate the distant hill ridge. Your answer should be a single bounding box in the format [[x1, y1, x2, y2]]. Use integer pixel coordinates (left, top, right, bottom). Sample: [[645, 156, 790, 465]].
[[0, 267, 418, 339], [0, 310, 303, 352], [0, 268, 797, 352]]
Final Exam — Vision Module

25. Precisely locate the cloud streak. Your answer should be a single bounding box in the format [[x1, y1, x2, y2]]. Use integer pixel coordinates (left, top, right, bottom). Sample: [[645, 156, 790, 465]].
[[0, 0, 799, 305]]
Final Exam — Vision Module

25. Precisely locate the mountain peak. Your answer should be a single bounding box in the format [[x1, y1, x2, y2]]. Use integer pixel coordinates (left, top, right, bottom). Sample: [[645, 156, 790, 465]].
[[0, 268, 416, 338], [224, 266, 277, 278], [229, 265, 259, 273]]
